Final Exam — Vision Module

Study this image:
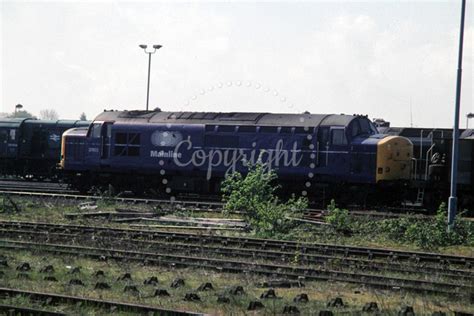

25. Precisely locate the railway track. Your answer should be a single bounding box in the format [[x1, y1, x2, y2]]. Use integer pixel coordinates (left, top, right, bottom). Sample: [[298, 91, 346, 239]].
[[0, 180, 440, 216], [0, 188, 225, 210], [301, 209, 439, 224], [2, 227, 472, 283], [0, 188, 461, 223], [0, 239, 471, 297], [0, 287, 203, 315], [3, 180, 470, 220], [1, 220, 471, 267], [0, 221, 472, 297], [0, 304, 66, 316], [0, 180, 76, 194]]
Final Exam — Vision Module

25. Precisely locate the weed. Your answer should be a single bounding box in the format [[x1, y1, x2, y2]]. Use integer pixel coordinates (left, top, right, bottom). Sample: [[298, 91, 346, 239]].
[[221, 160, 307, 237], [325, 199, 351, 233], [374, 203, 472, 249]]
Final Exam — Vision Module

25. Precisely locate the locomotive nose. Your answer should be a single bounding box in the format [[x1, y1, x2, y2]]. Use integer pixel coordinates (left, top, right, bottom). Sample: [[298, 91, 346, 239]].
[[376, 136, 413, 182]]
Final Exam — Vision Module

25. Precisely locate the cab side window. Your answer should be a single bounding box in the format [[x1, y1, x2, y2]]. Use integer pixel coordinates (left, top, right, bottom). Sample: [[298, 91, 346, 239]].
[[331, 129, 347, 145], [0, 130, 8, 143], [359, 119, 370, 135], [351, 122, 361, 137], [9, 129, 16, 141], [317, 128, 329, 145], [114, 132, 141, 157], [90, 123, 102, 138]]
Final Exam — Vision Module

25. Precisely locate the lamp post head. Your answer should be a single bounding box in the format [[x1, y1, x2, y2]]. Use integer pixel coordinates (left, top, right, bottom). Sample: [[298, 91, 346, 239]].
[[467, 113, 474, 119], [139, 44, 147, 49], [153, 44, 162, 49]]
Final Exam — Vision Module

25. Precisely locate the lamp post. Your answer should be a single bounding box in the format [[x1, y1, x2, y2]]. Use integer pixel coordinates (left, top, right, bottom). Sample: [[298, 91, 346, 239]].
[[139, 44, 162, 111], [467, 113, 474, 128], [448, 0, 466, 232], [15, 104, 23, 114]]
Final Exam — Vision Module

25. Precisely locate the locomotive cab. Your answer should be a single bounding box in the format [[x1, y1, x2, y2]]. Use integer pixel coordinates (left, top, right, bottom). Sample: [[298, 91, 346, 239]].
[[60, 127, 89, 170], [315, 115, 413, 184]]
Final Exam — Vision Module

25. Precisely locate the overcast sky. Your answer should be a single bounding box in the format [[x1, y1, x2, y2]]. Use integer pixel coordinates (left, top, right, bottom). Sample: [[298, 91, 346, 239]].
[[1, 0, 472, 127]]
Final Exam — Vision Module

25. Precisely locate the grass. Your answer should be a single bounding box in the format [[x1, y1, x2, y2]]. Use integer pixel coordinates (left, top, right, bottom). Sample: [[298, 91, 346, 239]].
[[296, 223, 474, 257], [0, 195, 473, 314], [0, 195, 473, 255], [0, 249, 472, 315]]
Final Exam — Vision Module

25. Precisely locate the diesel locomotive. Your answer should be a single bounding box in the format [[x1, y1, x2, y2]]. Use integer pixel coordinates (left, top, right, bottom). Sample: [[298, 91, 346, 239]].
[[377, 122, 474, 208], [0, 118, 90, 179], [60, 109, 413, 205]]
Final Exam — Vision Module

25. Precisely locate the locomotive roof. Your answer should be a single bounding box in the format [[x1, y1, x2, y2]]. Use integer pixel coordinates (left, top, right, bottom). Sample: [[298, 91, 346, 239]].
[[0, 118, 90, 129], [94, 110, 360, 127], [0, 117, 32, 128], [380, 127, 468, 139], [63, 127, 89, 136]]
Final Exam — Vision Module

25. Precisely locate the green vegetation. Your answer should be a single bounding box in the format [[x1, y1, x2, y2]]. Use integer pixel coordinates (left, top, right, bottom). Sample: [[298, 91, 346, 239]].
[[325, 199, 351, 233], [0, 249, 470, 315], [221, 161, 307, 237], [357, 203, 474, 249], [1, 179, 472, 255], [310, 201, 474, 251], [221, 161, 473, 250], [0, 182, 473, 313], [0, 194, 22, 213]]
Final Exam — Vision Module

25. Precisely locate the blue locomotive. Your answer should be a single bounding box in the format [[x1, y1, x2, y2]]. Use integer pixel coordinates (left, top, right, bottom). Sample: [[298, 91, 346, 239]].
[[0, 118, 90, 179], [60, 110, 413, 203]]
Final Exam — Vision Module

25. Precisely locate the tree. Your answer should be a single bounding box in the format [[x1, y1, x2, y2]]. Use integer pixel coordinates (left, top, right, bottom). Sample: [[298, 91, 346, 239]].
[[39, 109, 59, 121], [79, 112, 87, 121], [7, 110, 36, 119]]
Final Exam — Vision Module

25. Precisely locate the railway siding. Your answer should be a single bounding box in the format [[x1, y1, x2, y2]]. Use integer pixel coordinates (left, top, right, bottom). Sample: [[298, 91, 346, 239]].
[[1, 220, 471, 266], [0, 287, 205, 316], [0, 221, 473, 299]]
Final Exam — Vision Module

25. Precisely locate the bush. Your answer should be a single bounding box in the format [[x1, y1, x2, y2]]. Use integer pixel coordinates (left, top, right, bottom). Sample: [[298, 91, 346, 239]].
[[325, 199, 351, 233], [221, 162, 277, 218], [325, 201, 473, 249], [374, 203, 472, 249], [221, 161, 308, 237]]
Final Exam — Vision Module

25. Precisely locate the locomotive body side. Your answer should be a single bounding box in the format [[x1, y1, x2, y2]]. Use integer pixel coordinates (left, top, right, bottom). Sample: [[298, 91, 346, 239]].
[[0, 118, 90, 178], [61, 110, 413, 200], [0, 118, 27, 175]]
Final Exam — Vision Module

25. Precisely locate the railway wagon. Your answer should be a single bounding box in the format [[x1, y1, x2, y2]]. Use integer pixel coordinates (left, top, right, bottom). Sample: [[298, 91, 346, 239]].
[[61, 110, 413, 204], [377, 125, 474, 208], [0, 118, 90, 179]]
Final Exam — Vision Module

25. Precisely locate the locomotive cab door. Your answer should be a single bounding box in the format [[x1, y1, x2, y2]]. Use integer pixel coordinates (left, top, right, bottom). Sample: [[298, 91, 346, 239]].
[[86, 121, 113, 169], [101, 122, 113, 160], [0, 129, 8, 158], [317, 127, 330, 168], [328, 127, 349, 177]]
